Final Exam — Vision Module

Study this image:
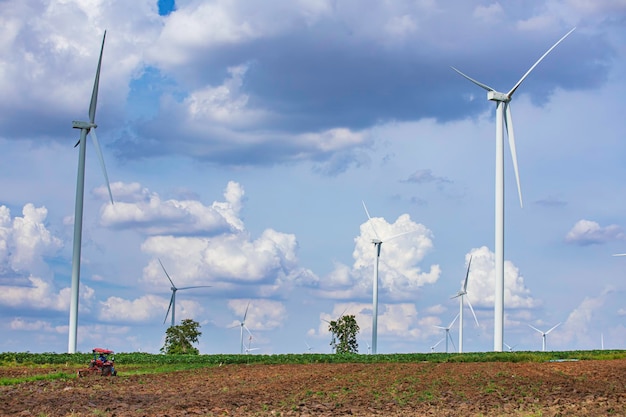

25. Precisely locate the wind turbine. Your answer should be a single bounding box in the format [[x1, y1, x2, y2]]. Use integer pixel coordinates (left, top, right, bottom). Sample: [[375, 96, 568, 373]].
[[451, 256, 479, 353], [504, 342, 517, 352], [528, 322, 561, 351], [362, 201, 415, 355], [434, 313, 460, 353], [430, 337, 445, 353], [159, 259, 212, 327], [68, 31, 115, 353], [451, 28, 575, 352], [245, 334, 259, 354], [232, 302, 252, 354]]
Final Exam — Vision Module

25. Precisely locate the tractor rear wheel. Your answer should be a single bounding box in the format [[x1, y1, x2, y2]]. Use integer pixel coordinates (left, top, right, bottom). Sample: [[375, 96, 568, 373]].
[[101, 366, 112, 376]]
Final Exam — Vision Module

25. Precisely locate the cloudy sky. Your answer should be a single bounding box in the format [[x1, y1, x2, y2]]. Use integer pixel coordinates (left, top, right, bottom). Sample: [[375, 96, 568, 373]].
[[1, 0, 625, 354]]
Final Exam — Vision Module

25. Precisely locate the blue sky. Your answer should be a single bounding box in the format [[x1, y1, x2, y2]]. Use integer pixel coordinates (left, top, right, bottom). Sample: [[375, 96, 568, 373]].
[[1, 0, 625, 354]]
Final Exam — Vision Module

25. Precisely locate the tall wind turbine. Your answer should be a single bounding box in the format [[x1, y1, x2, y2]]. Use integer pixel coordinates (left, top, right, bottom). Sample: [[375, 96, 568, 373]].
[[434, 313, 460, 354], [451, 28, 575, 352], [362, 201, 414, 355], [68, 31, 115, 353], [528, 322, 561, 351], [159, 259, 211, 327], [452, 256, 479, 353]]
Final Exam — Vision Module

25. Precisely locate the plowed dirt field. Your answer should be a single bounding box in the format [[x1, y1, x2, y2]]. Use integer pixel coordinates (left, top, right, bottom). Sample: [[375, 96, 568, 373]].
[[1, 359, 625, 416]]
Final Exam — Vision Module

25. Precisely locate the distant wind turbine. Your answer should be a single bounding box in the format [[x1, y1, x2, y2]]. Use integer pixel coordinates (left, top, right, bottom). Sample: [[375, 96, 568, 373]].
[[68, 31, 115, 354], [430, 337, 445, 353], [528, 322, 561, 351], [362, 201, 415, 355], [451, 28, 576, 352], [245, 334, 259, 354], [434, 313, 460, 353], [159, 259, 211, 327], [232, 302, 252, 354], [504, 342, 517, 352], [451, 256, 479, 353]]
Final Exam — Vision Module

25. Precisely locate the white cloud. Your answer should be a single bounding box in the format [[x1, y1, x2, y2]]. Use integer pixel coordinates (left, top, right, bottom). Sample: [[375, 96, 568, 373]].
[[227, 298, 287, 331], [565, 219, 625, 246], [98, 294, 171, 323], [556, 291, 605, 347], [465, 246, 536, 309], [318, 212, 440, 300], [0, 204, 63, 275], [99, 181, 245, 235], [126, 181, 318, 297], [0, 276, 94, 312]]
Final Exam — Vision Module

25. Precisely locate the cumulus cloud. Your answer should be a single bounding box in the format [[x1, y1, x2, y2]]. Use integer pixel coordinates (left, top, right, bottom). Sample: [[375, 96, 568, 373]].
[[464, 246, 536, 309], [0, 204, 63, 275], [565, 219, 625, 246], [99, 181, 245, 235], [0, 276, 94, 312], [125, 181, 317, 296], [98, 294, 172, 323], [227, 298, 287, 331], [313, 302, 440, 343], [554, 291, 605, 348], [317, 212, 440, 301]]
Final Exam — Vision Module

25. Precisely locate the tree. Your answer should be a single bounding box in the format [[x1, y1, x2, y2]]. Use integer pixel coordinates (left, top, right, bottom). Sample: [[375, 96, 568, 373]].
[[161, 318, 202, 354], [329, 314, 359, 354]]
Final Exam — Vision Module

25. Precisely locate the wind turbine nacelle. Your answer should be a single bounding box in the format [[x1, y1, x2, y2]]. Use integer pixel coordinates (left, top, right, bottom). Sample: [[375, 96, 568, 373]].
[[487, 91, 509, 102], [72, 121, 97, 130], [371, 239, 382, 244]]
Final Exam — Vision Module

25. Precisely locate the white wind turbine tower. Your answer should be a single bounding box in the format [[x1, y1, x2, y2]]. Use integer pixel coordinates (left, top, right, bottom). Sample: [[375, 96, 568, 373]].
[[68, 31, 115, 353], [528, 322, 561, 351], [362, 201, 415, 355], [159, 259, 212, 327], [434, 313, 460, 354], [451, 256, 479, 353], [451, 28, 575, 352]]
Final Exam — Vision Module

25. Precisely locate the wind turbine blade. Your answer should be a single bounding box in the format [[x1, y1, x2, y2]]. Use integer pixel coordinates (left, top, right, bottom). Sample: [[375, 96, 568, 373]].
[[158, 258, 176, 288], [362, 201, 381, 239], [545, 322, 561, 334], [89, 129, 114, 204], [244, 325, 253, 337], [434, 337, 445, 348], [466, 297, 480, 327], [383, 229, 417, 243], [163, 295, 174, 325], [507, 27, 576, 98], [449, 333, 457, 352], [89, 31, 106, 124], [449, 313, 460, 328], [612, 253, 626, 256], [463, 256, 473, 293], [504, 103, 523, 208], [450, 66, 495, 92], [528, 324, 544, 334], [177, 285, 212, 290], [243, 302, 250, 322]]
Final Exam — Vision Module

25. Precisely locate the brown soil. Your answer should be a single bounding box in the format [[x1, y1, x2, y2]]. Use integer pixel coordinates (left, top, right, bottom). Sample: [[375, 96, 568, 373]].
[[1, 359, 625, 416]]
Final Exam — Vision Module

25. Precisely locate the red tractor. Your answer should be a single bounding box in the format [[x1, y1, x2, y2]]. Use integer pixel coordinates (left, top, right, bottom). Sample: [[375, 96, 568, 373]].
[[77, 348, 117, 377]]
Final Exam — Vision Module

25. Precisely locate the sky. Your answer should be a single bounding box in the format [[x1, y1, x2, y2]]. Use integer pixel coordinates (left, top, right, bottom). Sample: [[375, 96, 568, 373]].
[[1, 0, 625, 355]]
